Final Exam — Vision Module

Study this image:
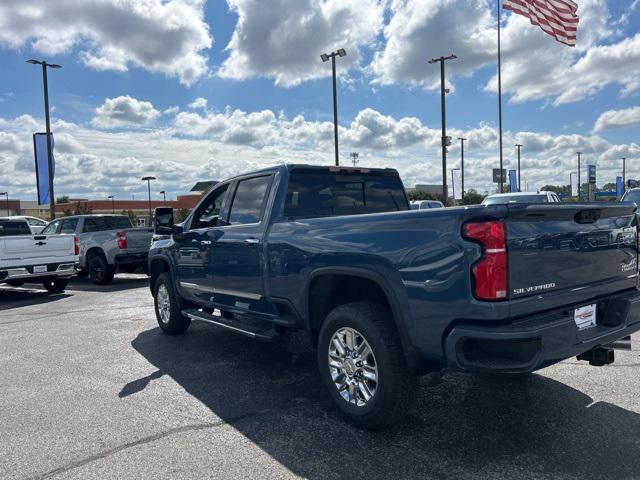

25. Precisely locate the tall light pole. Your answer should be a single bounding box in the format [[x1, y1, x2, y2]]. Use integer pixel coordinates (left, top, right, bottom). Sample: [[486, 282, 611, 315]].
[[141, 176, 156, 226], [160, 190, 167, 204], [0, 192, 8, 216], [321, 48, 346, 166], [350, 152, 359, 167], [515, 144, 523, 192], [622, 157, 626, 192], [27, 59, 61, 221], [458, 138, 466, 200], [576, 152, 582, 199], [107, 195, 114, 214], [429, 54, 457, 204]]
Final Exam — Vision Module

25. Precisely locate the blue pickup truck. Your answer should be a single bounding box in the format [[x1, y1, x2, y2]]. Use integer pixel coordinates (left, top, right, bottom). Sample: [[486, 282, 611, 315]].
[[148, 164, 640, 429]]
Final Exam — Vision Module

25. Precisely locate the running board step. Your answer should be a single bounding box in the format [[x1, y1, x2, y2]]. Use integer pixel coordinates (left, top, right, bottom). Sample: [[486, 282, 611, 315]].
[[183, 309, 279, 341]]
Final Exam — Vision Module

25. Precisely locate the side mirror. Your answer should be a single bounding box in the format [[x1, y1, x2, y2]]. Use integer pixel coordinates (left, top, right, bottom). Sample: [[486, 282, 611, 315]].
[[154, 207, 174, 235]]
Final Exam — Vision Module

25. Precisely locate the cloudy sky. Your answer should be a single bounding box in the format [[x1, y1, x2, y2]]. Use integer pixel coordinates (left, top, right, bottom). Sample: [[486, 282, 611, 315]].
[[0, 0, 639, 201]]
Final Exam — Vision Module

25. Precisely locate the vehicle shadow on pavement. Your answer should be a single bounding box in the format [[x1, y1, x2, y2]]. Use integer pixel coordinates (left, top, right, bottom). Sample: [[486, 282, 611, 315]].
[[129, 325, 640, 480], [0, 288, 71, 310], [67, 275, 149, 293]]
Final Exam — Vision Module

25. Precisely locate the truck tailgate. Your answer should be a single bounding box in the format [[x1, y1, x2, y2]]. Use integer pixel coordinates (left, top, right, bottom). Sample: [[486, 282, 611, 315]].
[[0, 234, 76, 267], [121, 228, 153, 250], [507, 203, 638, 300]]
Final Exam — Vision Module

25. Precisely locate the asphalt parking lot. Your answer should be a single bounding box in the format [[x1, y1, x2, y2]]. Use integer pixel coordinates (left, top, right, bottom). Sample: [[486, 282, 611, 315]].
[[2, 276, 640, 480]]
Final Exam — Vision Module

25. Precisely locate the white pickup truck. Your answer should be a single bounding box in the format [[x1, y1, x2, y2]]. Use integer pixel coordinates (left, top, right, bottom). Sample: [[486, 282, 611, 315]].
[[0, 218, 78, 293]]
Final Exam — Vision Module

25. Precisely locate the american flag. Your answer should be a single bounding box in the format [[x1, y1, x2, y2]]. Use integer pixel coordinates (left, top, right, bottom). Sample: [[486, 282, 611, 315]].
[[503, 0, 579, 47]]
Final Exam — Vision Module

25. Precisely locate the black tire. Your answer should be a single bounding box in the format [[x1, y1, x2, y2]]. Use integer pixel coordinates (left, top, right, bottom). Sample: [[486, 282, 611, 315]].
[[5, 280, 25, 287], [153, 272, 191, 335], [88, 254, 116, 285], [75, 268, 89, 278], [42, 278, 68, 293], [317, 301, 416, 430]]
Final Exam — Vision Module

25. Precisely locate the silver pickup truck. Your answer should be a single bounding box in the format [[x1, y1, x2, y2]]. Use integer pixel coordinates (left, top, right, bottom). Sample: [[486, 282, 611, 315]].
[[41, 215, 153, 285], [0, 217, 77, 292]]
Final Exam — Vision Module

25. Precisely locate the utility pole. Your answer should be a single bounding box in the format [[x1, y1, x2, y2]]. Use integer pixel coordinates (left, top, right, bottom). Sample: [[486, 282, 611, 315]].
[[160, 190, 167, 204], [27, 59, 61, 220], [622, 157, 626, 192], [515, 144, 523, 192], [458, 138, 466, 200], [350, 152, 359, 167], [107, 195, 114, 214], [429, 54, 457, 204], [321, 49, 346, 166], [576, 152, 581, 200]]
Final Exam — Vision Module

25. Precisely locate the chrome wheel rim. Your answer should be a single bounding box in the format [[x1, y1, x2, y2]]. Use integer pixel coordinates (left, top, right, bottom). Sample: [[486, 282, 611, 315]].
[[157, 284, 171, 324], [328, 327, 378, 407]]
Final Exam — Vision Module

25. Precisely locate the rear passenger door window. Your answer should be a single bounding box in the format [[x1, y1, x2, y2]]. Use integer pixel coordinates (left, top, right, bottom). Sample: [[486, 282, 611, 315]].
[[60, 218, 78, 234], [227, 176, 271, 225]]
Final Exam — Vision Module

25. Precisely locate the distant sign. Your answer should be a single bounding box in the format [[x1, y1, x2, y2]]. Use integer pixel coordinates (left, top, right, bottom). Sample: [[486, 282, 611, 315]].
[[33, 132, 55, 205], [570, 172, 578, 197], [451, 169, 462, 200], [588, 165, 596, 184], [616, 176, 623, 198], [508, 170, 517, 192], [492, 168, 507, 183]]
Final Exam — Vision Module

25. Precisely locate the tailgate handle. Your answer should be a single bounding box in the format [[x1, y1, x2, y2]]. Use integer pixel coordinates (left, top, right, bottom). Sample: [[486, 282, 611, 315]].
[[575, 209, 601, 224]]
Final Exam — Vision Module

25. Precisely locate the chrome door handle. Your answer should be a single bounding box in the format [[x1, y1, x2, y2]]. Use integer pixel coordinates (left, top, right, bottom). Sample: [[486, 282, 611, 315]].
[[244, 238, 259, 244], [200, 240, 212, 245]]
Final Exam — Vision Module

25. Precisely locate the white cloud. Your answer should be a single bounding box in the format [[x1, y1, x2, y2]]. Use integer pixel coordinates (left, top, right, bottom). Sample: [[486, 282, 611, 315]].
[[371, 0, 496, 89], [219, 0, 384, 87], [0, 0, 212, 85], [92, 96, 160, 128], [594, 106, 640, 132], [188, 97, 208, 110]]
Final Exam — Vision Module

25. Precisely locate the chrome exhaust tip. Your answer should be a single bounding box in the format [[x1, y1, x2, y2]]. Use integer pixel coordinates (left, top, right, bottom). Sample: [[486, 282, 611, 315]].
[[606, 335, 632, 351]]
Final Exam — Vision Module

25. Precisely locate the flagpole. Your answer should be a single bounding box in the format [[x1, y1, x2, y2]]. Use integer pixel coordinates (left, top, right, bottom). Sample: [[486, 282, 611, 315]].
[[497, 0, 504, 193]]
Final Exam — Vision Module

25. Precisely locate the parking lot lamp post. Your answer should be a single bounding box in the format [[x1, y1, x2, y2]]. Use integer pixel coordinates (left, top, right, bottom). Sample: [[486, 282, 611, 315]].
[[160, 190, 166, 204], [515, 144, 523, 192], [0, 192, 8, 215], [321, 48, 346, 166], [107, 195, 114, 214], [27, 59, 61, 221], [429, 54, 457, 204], [622, 157, 626, 192], [576, 152, 581, 199], [141, 176, 156, 226], [458, 138, 466, 200]]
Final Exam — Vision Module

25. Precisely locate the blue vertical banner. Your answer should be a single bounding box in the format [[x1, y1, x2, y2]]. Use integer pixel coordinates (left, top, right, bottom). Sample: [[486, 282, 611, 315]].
[[33, 133, 55, 205], [508, 169, 517, 192], [616, 176, 623, 198]]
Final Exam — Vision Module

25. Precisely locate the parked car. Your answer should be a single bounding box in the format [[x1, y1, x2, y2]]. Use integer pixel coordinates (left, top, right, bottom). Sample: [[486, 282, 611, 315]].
[[621, 188, 640, 204], [410, 200, 444, 210], [41, 215, 154, 285], [148, 164, 640, 429], [0, 217, 77, 292], [7, 216, 48, 234], [482, 191, 561, 205]]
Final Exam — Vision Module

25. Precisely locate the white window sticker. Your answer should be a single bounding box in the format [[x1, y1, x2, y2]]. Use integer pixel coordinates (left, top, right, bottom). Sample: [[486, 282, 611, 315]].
[[574, 304, 597, 330]]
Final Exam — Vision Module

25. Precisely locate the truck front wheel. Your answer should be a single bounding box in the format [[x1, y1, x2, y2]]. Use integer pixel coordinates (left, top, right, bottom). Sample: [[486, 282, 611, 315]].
[[317, 301, 416, 430], [153, 272, 191, 335]]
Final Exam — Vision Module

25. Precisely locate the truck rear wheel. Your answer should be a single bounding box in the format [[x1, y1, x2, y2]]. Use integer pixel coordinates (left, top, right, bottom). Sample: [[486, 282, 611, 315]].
[[317, 301, 416, 430], [89, 254, 115, 285], [42, 278, 68, 293], [154, 272, 191, 335]]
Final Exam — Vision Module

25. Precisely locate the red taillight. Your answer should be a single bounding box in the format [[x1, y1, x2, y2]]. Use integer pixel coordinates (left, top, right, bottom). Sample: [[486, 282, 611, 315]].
[[117, 230, 127, 250], [464, 221, 508, 301], [74, 236, 79, 256]]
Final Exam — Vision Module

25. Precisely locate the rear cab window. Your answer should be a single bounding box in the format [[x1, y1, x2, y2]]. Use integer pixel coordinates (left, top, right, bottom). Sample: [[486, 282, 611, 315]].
[[283, 168, 409, 220], [0, 220, 32, 236]]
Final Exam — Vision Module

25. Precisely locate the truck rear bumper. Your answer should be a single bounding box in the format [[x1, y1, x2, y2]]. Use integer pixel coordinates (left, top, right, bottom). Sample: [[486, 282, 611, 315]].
[[0, 263, 76, 282], [444, 289, 640, 373], [114, 252, 148, 266]]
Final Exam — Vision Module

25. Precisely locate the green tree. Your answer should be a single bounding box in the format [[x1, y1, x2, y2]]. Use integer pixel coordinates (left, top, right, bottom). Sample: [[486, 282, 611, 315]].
[[56, 195, 70, 203], [175, 208, 190, 223], [461, 189, 486, 205]]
